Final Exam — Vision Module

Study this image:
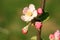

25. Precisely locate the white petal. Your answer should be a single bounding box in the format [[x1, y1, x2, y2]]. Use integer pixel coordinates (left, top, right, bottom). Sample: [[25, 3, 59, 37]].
[[29, 4, 35, 12], [25, 16, 32, 21], [23, 7, 28, 14], [28, 17, 32, 21], [25, 17, 30, 21], [21, 15, 33, 22], [24, 7, 28, 10], [32, 10, 37, 17], [21, 15, 32, 22], [21, 15, 25, 21], [29, 17, 34, 21], [21, 15, 28, 21]]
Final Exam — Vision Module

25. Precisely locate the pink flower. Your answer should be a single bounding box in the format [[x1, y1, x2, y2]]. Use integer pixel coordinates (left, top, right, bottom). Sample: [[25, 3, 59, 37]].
[[59, 33, 60, 39], [37, 8, 43, 15], [54, 30, 60, 40], [49, 34, 54, 40], [59, 35, 60, 40], [35, 22, 42, 30], [49, 30, 60, 40]]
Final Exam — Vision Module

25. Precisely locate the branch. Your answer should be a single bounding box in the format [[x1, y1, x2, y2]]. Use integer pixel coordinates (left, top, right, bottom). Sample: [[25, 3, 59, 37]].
[[37, 28, 42, 40], [37, 0, 46, 40], [41, 0, 46, 11]]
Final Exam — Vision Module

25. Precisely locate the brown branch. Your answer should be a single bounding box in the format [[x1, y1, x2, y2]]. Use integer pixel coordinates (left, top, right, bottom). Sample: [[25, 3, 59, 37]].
[[41, 0, 46, 11], [37, 0, 46, 40], [37, 28, 42, 40]]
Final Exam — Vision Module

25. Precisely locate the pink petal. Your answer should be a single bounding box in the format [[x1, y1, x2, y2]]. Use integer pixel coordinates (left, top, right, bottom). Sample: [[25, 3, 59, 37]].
[[37, 8, 43, 15], [23, 7, 28, 14], [54, 30, 60, 38], [35, 22, 42, 29]]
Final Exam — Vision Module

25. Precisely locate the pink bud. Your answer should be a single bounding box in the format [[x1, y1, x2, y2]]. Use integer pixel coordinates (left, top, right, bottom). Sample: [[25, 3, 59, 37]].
[[35, 22, 42, 30], [22, 28, 28, 34], [49, 34, 54, 40], [37, 8, 43, 15]]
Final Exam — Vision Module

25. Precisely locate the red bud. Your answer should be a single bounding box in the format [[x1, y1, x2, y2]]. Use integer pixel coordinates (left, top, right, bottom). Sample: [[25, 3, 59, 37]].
[[22, 28, 28, 34]]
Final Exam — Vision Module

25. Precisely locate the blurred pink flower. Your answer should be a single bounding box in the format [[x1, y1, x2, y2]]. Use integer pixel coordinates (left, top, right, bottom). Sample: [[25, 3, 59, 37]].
[[49, 30, 60, 40], [59, 35, 60, 40], [37, 8, 43, 15], [35, 22, 42, 30], [54, 30, 60, 40], [49, 34, 54, 40]]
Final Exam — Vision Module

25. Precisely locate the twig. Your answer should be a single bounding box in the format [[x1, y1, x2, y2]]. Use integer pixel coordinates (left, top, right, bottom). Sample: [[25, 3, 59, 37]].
[[41, 0, 46, 11], [37, 0, 46, 40], [37, 28, 42, 40]]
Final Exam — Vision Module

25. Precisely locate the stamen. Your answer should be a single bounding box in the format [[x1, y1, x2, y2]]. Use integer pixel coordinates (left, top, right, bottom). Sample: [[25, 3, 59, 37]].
[[26, 10, 32, 16]]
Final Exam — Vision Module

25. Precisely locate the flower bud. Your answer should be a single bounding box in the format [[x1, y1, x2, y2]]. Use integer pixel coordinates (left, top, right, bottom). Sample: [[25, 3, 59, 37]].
[[37, 8, 43, 15], [35, 22, 42, 30], [22, 27, 28, 34]]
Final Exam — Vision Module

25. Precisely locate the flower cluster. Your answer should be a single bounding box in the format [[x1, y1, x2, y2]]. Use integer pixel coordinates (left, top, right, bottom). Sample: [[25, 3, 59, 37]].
[[49, 30, 60, 40], [21, 4, 43, 34]]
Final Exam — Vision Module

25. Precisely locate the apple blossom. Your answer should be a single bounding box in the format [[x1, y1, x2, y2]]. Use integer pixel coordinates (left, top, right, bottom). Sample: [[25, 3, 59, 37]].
[[21, 4, 37, 22], [49, 34, 55, 40]]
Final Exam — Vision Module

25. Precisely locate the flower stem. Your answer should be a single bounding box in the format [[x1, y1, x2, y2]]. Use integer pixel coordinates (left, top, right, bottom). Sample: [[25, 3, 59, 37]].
[[37, 0, 46, 40], [26, 22, 31, 28]]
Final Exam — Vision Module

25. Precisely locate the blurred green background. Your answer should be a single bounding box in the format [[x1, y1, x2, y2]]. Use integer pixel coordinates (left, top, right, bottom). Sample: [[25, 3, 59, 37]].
[[0, 0, 60, 40]]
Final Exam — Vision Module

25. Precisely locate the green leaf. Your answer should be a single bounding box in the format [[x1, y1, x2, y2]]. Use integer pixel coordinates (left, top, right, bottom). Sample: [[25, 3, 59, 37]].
[[36, 11, 49, 22]]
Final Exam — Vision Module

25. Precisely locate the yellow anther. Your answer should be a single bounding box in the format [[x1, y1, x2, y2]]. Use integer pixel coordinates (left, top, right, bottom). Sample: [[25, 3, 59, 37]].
[[26, 10, 32, 16]]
